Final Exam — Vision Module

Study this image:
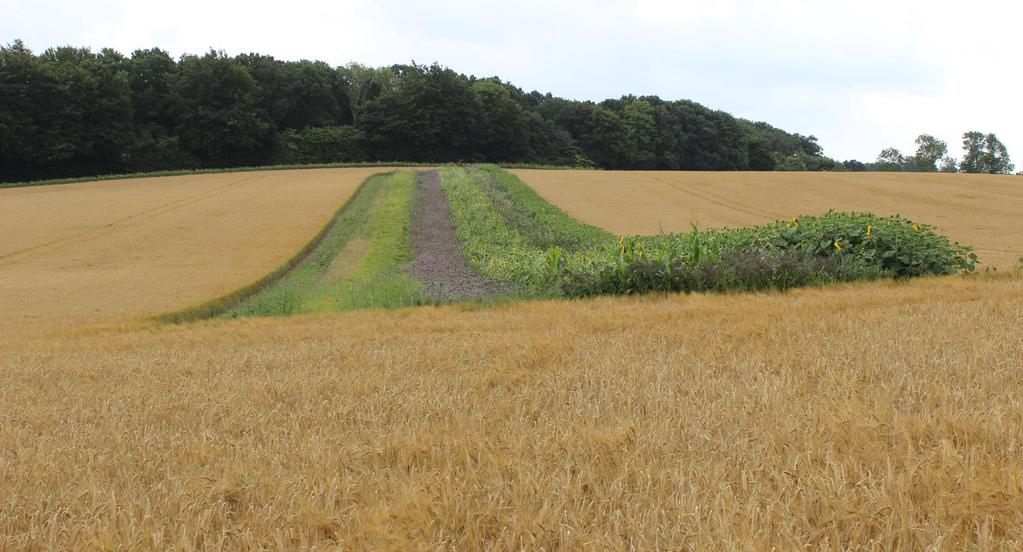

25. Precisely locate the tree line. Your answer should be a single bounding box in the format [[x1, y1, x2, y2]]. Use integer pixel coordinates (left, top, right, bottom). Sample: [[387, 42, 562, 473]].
[[1, 40, 836, 183], [859, 133, 1014, 174], [2, 41, 1014, 183]]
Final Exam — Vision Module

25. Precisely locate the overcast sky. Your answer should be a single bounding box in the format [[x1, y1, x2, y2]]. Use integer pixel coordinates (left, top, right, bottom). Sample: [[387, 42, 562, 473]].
[[4, 0, 1020, 163]]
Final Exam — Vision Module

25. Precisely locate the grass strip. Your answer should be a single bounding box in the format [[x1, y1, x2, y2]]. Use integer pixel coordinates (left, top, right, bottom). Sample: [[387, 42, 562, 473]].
[[303, 171, 422, 312], [474, 165, 611, 251], [223, 171, 422, 317], [154, 172, 392, 322]]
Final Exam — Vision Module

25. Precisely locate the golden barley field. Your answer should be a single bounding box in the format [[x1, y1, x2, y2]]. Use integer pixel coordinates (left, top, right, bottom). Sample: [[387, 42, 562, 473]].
[[1, 272, 1021, 549], [0, 168, 386, 338], [512, 170, 1023, 269], [2, 169, 1023, 550]]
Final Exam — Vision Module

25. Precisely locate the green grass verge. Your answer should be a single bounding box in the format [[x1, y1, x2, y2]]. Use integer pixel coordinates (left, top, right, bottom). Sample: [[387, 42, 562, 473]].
[[222, 171, 423, 317], [153, 172, 394, 323], [475, 165, 611, 251]]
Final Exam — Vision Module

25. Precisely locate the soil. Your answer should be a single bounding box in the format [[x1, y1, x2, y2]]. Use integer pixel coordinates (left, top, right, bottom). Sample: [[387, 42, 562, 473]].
[[410, 170, 511, 301]]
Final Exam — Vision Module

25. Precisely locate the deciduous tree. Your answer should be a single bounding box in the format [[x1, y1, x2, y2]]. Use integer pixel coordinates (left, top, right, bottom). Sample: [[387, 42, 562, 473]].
[[960, 131, 1014, 174], [913, 134, 947, 172]]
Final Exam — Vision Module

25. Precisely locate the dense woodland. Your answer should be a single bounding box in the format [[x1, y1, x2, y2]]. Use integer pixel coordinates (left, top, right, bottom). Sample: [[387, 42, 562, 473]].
[[0, 41, 839, 183], [1, 41, 1014, 183]]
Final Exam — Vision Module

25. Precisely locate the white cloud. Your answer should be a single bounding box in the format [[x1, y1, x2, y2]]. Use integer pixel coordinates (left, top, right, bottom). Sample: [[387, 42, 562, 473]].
[[2, 0, 1020, 163]]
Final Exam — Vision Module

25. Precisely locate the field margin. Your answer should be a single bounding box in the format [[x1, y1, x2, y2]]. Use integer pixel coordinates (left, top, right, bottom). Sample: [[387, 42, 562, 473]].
[[153, 171, 391, 323]]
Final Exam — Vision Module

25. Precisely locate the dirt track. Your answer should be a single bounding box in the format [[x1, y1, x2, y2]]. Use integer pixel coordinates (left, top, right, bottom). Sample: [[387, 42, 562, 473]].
[[410, 170, 508, 301]]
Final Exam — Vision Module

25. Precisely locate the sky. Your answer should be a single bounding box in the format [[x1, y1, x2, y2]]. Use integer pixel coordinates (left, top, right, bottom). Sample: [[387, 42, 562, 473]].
[[3, 0, 1021, 163]]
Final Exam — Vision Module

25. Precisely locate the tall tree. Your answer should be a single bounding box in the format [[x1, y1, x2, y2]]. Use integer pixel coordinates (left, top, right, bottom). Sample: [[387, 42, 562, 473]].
[[40, 46, 133, 177], [622, 99, 656, 168], [174, 50, 271, 166], [581, 107, 631, 168], [338, 63, 391, 126], [359, 63, 480, 161], [913, 134, 947, 172], [0, 40, 60, 180], [960, 131, 1014, 174], [876, 147, 905, 171], [472, 79, 529, 162], [939, 156, 958, 173]]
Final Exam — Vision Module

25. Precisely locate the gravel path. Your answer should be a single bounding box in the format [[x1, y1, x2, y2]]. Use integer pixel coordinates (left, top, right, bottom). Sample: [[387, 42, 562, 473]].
[[410, 170, 510, 301]]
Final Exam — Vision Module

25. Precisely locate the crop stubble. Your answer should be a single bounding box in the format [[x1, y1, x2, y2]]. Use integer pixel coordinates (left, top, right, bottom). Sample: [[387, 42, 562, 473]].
[[512, 170, 1023, 269]]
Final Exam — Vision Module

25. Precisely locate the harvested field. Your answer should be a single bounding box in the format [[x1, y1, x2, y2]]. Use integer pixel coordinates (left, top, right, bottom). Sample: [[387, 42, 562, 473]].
[[0, 168, 387, 338], [1, 272, 1021, 549], [512, 170, 1023, 269]]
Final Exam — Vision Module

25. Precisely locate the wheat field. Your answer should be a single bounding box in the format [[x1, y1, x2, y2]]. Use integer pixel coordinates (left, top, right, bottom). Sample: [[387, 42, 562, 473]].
[[2, 272, 1021, 549], [0, 168, 387, 339], [2, 169, 1022, 549], [512, 170, 1023, 269]]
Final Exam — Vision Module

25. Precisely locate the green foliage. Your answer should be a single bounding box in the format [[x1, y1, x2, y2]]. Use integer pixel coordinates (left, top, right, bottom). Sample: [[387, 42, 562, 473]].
[[175, 50, 271, 167], [122, 135, 199, 172], [441, 167, 978, 299], [472, 80, 529, 162], [473, 165, 611, 251], [274, 126, 366, 164], [439, 166, 560, 291], [746, 137, 777, 171], [843, 160, 867, 172], [960, 131, 1014, 174], [875, 147, 905, 171], [914, 134, 947, 172], [359, 62, 483, 162], [561, 212, 976, 296], [2, 40, 844, 183], [939, 156, 958, 173], [337, 62, 393, 125]]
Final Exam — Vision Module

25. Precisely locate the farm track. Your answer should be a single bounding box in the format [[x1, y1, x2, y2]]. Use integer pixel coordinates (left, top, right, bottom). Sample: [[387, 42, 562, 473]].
[[410, 170, 509, 301]]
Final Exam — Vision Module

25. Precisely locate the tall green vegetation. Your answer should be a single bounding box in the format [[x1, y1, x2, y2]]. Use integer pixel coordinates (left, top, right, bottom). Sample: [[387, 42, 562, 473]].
[[959, 132, 1015, 174], [441, 167, 978, 298], [1, 40, 837, 183], [869, 132, 1013, 174]]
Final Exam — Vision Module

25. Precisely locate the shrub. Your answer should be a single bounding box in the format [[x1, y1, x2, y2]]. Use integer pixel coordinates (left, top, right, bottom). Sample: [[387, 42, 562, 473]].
[[274, 126, 366, 164]]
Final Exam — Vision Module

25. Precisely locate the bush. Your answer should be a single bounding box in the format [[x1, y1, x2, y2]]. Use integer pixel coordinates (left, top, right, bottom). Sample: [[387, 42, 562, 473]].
[[122, 135, 200, 172], [274, 126, 366, 164]]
